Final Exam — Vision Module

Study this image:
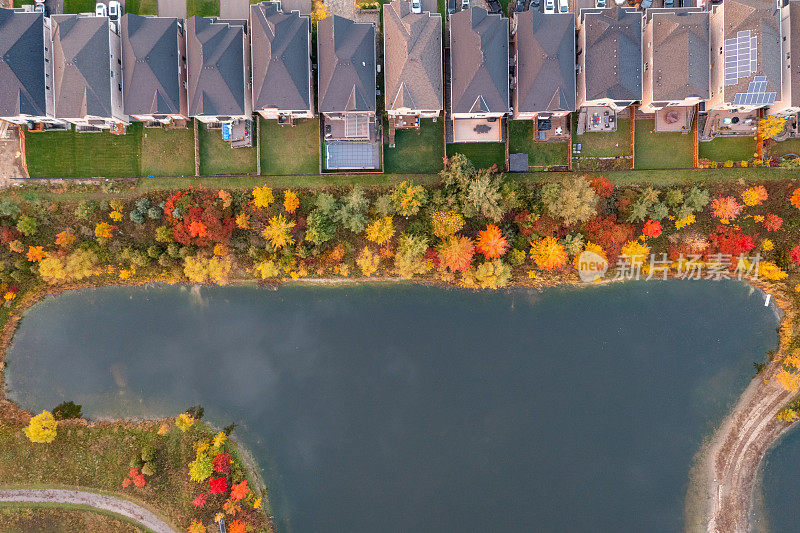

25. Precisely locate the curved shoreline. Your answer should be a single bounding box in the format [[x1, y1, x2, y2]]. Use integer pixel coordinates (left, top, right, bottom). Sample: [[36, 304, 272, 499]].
[[1, 277, 797, 532], [689, 282, 798, 532]]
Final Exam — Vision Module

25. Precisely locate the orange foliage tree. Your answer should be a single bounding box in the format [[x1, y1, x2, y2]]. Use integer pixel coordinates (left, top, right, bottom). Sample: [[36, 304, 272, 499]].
[[529, 237, 567, 270], [475, 224, 508, 259]]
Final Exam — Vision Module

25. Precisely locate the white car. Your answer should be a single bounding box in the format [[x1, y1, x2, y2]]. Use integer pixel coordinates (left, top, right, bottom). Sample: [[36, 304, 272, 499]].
[[95, 2, 107, 16], [595, 0, 605, 6], [558, 0, 568, 12], [108, 0, 121, 19], [411, 0, 421, 12], [461, 0, 469, 9], [543, 0, 555, 12]]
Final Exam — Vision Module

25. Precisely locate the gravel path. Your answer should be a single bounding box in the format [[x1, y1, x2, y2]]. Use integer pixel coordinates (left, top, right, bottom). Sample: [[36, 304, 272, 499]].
[[0, 489, 177, 533]]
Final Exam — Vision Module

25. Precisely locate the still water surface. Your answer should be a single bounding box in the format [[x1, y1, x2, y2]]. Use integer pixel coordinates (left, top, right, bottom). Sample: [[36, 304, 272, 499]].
[[4, 282, 779, 532]]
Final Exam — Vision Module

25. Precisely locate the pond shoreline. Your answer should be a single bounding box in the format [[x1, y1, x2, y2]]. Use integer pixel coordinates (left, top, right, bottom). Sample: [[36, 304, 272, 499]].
[[0, 276, 797, 532]]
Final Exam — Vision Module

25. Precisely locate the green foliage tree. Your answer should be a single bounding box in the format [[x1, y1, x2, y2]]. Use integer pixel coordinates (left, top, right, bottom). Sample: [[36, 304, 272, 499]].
[[0, 198, 21, 219], [394, 234, 428, 278], [541, 177, 598, 226], [52, 401, 82, 420], [16, 215, 38, 236], [336, 186, 369, 233]]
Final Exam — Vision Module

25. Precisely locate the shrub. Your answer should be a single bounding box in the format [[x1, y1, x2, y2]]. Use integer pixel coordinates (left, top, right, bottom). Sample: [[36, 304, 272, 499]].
[[24, 411, 57, 443], [16, 215, 37, 236], [52, 401, 82, 420], [541, 177, 599, 226]]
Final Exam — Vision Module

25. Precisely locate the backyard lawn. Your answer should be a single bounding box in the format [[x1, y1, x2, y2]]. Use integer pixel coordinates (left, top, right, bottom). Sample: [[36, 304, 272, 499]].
[[508, 120, 568, 167], [573, 117, 631, 158], [198, 125, 257, 176], [62, 0, 95, 12], [384, 119, 445, 174], [124, 0, 159, 15], [25, 125, 143, 178], [259, 118, 319, 175], [446, 142, 505, 170], [186, 0, 220, 16], [634, 120, 694, 169], [699, 136, 756, 163], [141, 126, 196, 177], [766, 137, 800, 159]]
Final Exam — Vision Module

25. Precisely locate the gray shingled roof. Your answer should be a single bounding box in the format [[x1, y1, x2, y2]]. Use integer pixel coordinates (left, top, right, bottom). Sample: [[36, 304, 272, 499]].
[[51, 14, 112, 119], [187, 16, 247, 117], [0, 9, 46, 118], [317, 15, 376, 113], [383, 0, 443, 112], [250, 2, 311, 112], [583, 7, 643, 102], [649, 10, 709, 101], [121, 14, 182, 116], [515, 10, 575, 113], [449, 7, 508, 114], [721, 0, 781, 103]]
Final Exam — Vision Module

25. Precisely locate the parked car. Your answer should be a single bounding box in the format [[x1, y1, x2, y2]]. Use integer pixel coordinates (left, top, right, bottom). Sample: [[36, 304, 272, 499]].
[[515, 0, 526, 11], [664, 0, 674, 6], [95, 2, 107, 16], [448, 0, 455, 13], [34, 3, 46, 14], [108, 0, 121, 19], [461, 0, 469, 10], [544, 0, 555, 13], [487, 0, 502, 12], [558, 0, 568, 11], [595, 0, 605, 6]]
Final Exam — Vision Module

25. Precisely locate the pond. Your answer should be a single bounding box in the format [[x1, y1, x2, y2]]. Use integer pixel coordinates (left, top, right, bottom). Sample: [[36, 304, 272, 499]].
[[4, 282, 779, 532], [756, 426, 800, 531]]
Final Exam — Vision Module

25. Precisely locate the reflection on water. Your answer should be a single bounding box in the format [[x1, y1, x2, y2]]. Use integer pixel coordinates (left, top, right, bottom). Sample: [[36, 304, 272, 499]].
[[5, 282, 779, 532]]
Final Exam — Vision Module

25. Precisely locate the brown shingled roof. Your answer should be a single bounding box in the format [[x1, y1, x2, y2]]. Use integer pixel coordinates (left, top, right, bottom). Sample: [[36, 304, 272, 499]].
[[649, 10, 710, 101], [383, 0, 443, 112]]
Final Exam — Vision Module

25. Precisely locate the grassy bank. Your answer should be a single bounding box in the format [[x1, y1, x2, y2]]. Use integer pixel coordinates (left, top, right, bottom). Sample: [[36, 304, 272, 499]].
[[0, 503, 147, 532]]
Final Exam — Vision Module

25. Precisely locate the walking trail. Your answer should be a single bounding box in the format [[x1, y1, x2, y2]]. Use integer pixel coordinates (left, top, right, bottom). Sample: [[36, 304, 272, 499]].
[[0, 488, 176, 533]]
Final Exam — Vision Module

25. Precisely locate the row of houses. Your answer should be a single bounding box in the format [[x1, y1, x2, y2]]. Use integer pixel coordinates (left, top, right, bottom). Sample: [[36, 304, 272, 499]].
[[2, 0, 798, 150]]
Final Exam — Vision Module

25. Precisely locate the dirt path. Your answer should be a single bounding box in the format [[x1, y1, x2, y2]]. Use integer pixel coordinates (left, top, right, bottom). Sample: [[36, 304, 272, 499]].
[[698, 288, 797, 532], [0, 489, 176, 533]]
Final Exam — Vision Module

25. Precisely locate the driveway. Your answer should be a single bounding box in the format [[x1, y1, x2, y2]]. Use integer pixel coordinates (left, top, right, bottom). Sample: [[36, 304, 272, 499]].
[[158, 0, 185, 18], [220, 0, 249, 19], [0, 124, 27, 183]]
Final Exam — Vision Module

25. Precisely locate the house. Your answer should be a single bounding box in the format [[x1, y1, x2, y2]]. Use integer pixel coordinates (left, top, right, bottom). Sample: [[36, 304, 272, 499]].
[[186, 16, 252, 124], [641, 8, 710, 114], [577, 7, 643, 111], [513, 10, 575, 120], [449, 7, 508, 142], [250, 2, 313, 122], [707, 0, 781, 112], [120, 14, 188, 125], [317, 15, 376, 140], [383, 0, 443, 120], [0, 8, 65, 128], [770, 0, 800, 117], [50, 14, 126, 130]]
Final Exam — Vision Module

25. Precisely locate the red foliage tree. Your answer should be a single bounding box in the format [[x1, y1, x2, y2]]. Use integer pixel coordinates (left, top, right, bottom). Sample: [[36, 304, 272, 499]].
[[763, 213, 783, 231], [212, 452, 231, 475], [208, 476, 227, 495], [790, 246, 800, 265], [589, 176, 614, 198], [582, 215, 636, 261], [642, 220, 662, 238], [708, 224, 756, 257]]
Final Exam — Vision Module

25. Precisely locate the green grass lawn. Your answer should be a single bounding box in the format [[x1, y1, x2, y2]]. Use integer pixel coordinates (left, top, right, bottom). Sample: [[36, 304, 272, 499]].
[[186, 0, 219, 16], [12, 0, 33, 7], [634, 119, 694, 169], [0, 504, 146, 533], [573, 117, 631, 158], [446, 142, 505, 170], [259, 118, 319, 175], [384, 118, 444, 174], [141, 126, 195, 177], [699, 136, 757, 163], [124, 0, 159, 15], [198, 125, 257, 176], [508, 120, 569, 167], [765, 137, 800, 159], [25, 125, 142, 178], [62, 0, 95, 13]]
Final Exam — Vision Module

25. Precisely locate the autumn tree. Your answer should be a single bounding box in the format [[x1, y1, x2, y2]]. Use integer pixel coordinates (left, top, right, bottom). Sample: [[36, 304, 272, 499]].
[[262, 215, 296, 250], [306, 193, 338, 246], [392, 181, 428, 217], [529, 237, 567, 270], [394, 234, 428, 278], [365, 217, 395, 245], [540, 177, 599, 226], [336, 186, 369, 233], [437, 236, 474, 272], [475, 224, 509, 259], [431, 211, 465, 240], [356, 247, 380, 276], [24, 410, 57, 443]]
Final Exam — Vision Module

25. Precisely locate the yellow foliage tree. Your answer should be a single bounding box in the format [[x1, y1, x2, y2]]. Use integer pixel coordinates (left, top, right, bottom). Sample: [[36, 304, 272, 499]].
[[758, 115, 785, 139], [529, 237, 567, 270], [431, 211, 465, 239], [252, 186, 274, 209], [365, 217, 395, 245], [262, 215, 296, 250], [38, 255, 67, 284], [311, 0, 327, 23], [776, 369, 800, 392], [758, 261, 788, 281], [95, 222, 114, 239], [55, 230, 76, 248], [356, 247, 380, 277], [235, 212, 250, 229], [26, 246, 45, 262], [620, 240, 650, 263], [284, 190, 299, 213], [24, 410, 57, 443], [254, 260, 279, 279]]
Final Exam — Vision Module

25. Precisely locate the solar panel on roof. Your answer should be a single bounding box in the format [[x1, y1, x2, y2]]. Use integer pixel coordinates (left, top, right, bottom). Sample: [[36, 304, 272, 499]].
[[732, 76, 776, 106], [724, 30, 757, 86]]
